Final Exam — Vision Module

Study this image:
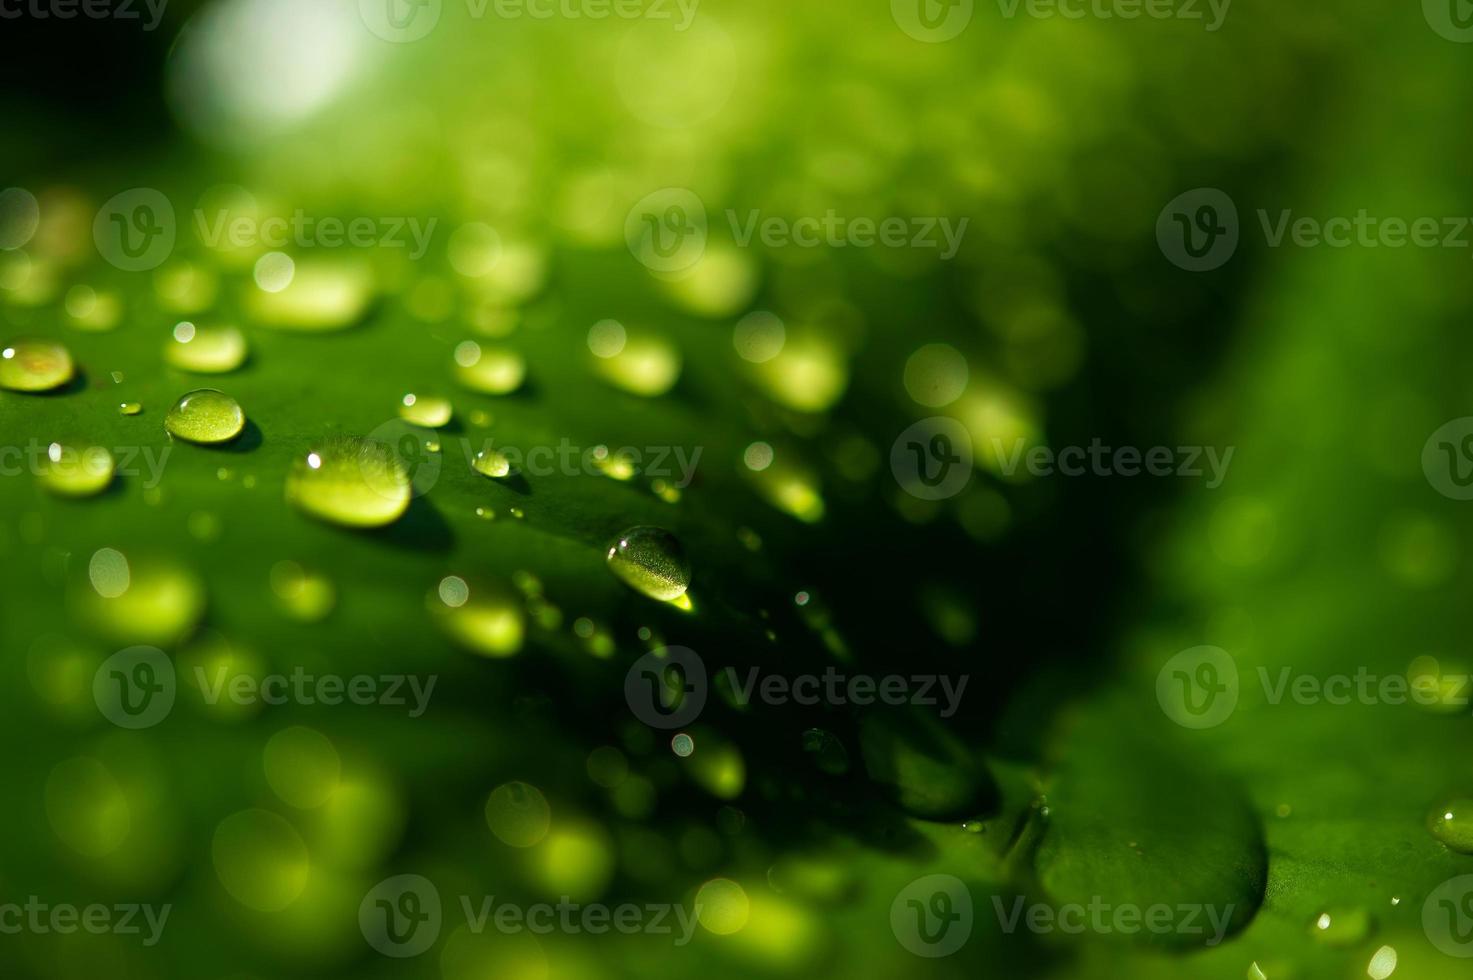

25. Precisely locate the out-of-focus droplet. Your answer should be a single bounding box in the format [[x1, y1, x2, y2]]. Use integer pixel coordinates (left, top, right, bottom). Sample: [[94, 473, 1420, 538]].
[[165, 389, 245, 444], [430, 577, 524, 657], [1428, 799, 1473, 853], [733, 311, 785, 363], [751, 337, 847, 412], [743, 441, 774, 471], [250, 259, 371, 331], [454, 342, 526, 395], [485, 781, 550, 848], [904, 343, 969, 408], [269, 560, 336, 622], [65, 284, 122, 331], [263, 726, 340, 809], [1309, 907, 1371, 946], [606, 526, 691, 601], [39, 442, 114, 497], [0, 338, 74, 392], [211, 808, 310, 912], [165, 322, 248, 373], [77, 550, 205, 646], [398, 392, 452, 428], [694, 878, 750, 935], [672, 732, 695, 757], [285, 436, 411, 528], [593, 334, 681, 397], [587, 318, 627, 358]]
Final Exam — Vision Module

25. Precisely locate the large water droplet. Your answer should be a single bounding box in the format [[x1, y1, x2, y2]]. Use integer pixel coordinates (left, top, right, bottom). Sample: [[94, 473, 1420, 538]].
[[39, 442, 114, 497], [0, 338, 74, 392], [285, 436, 411, 528], [606, 526, 691, 601], [454, 342, 526, 394], [165, 322, 248, 373], [165, 389, 245, 444], [1428, 798, 1473, 853]]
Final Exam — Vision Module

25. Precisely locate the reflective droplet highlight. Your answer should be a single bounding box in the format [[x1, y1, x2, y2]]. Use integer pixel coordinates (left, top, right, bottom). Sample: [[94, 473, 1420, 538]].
[[165, 389, 245, 445], [0, 338, 74, 392], [285, 436, 412, 528], [606, 526, 691, 601]]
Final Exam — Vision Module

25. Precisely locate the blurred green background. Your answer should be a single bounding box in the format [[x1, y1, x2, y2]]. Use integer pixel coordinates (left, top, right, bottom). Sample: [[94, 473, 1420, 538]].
[[3, 0, 1473, 977]]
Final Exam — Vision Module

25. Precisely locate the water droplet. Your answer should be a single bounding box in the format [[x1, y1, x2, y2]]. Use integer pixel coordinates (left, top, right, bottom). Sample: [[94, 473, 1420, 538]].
[[1309, 907, 1371, 946], [119, 401, 142, 416], [0, 338, 74, 392], [751, 336, 848, 412], [1428, 798, 1473, 853], [165, 323, 247, 373], [694, 878, 750, 935], [509, 507, 525, 519], [165, 389, 245, 444], [591, 445, 636, 481], [743, 441, 774, 471], [746, 458, 826, 523], [64, 284, 121, 331], [485, 782, 550, 848], [253, 251, 295, 293], [593, 334, 680, 396], [472, 448, 512, 479], [399, 392, 452, 428], [285, 436, 411, 528], [1366, 945, 1397, 980], [587, 318, 627, 358], [263, 726, 340, 809], [249, 259, 371, 331], [474, 506, 495, 520], [672, 733, 695, 757], [76, 550, 205, 646], [904, 343, 969, 408], [733, 310, 785, 363], [606, 526, 691, 601], [269, 560, 335, 621], [454, 343, 526, 394], [39, 443, 114, 497], [430, 576, 525, 657]]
